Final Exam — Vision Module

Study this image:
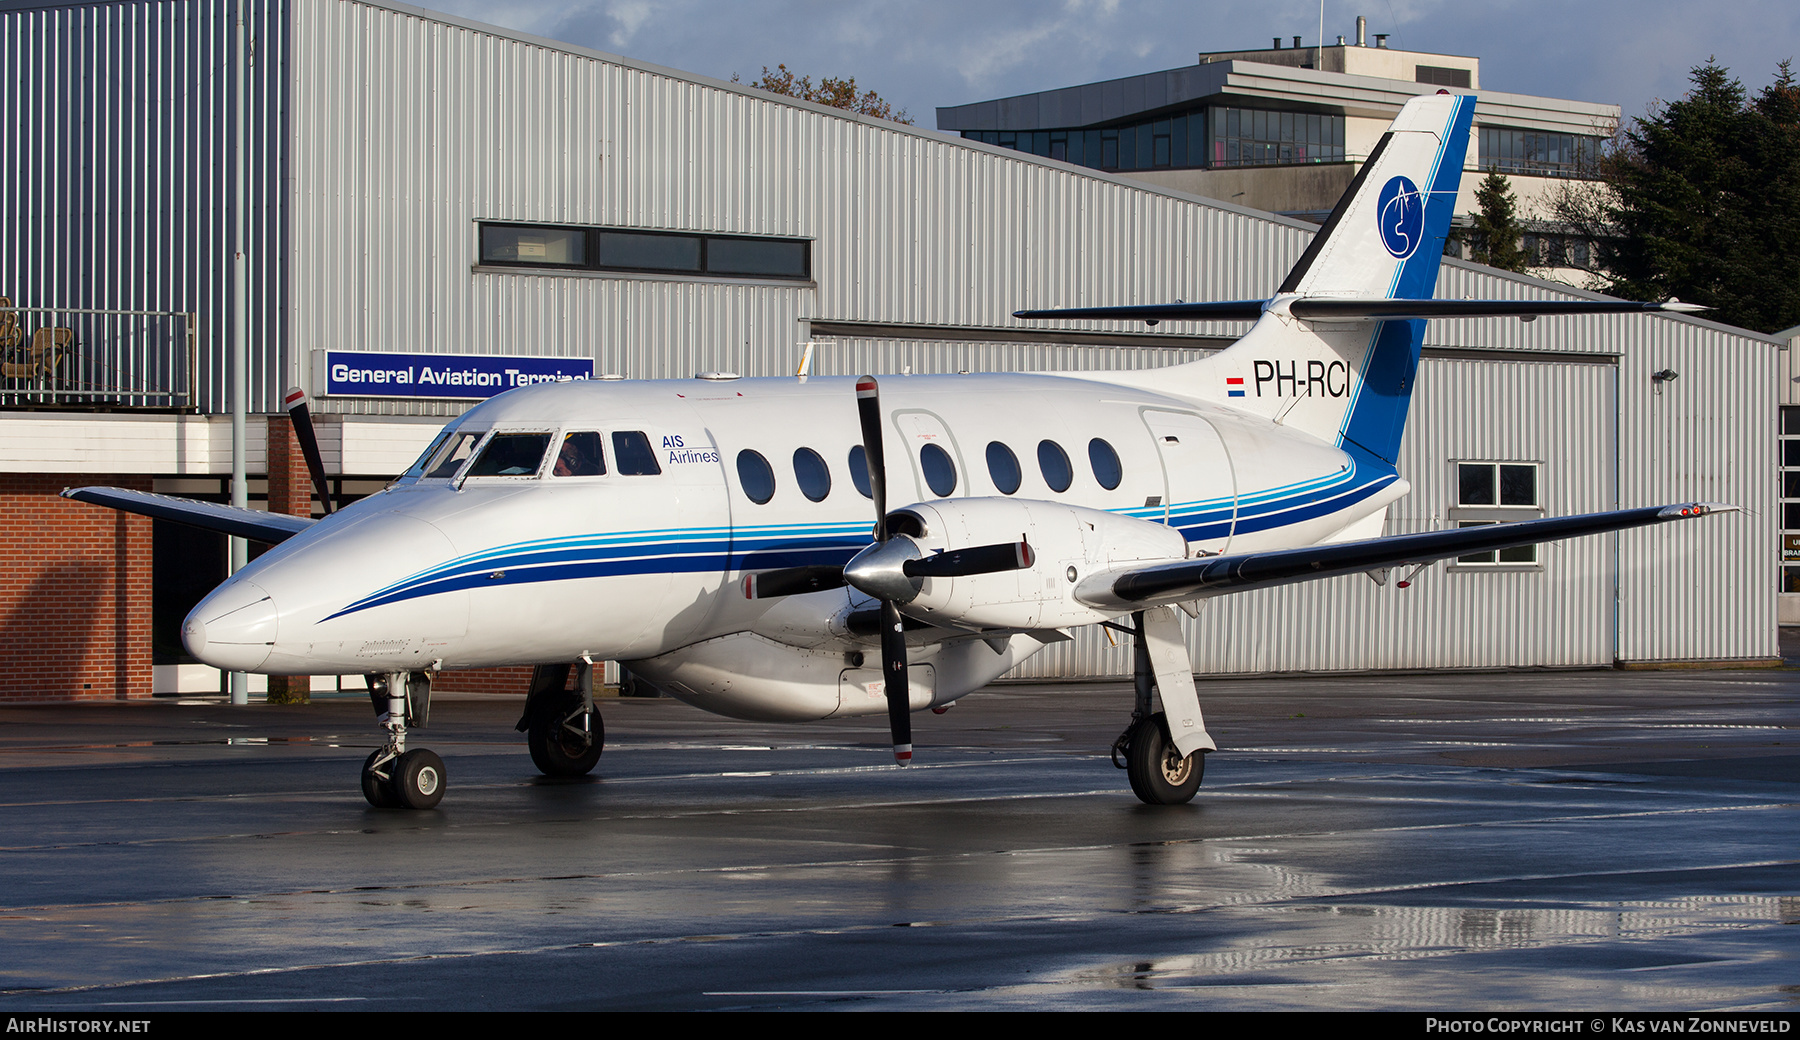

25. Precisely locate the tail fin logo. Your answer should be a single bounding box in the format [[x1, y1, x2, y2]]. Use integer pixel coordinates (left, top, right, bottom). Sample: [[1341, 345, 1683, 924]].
[[1377, 176, 1424, 259]]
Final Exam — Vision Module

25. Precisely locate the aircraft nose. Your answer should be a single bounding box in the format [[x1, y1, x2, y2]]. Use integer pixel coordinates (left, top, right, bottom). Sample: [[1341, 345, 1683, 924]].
[[183, 579, 277, 672]]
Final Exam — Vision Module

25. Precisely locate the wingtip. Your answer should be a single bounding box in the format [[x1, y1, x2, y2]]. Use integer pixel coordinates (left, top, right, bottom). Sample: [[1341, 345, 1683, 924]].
[[1658, 502, 1738, 518]]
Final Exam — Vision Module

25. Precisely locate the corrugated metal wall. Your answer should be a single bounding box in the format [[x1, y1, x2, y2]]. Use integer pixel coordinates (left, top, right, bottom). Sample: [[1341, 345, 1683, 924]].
[[0, 0, 287, 412], [1015, 353, 1625, 678], [278, 0, 1775, 667], [3, 0, 1774, 669], [282, 0, 1294, 417]]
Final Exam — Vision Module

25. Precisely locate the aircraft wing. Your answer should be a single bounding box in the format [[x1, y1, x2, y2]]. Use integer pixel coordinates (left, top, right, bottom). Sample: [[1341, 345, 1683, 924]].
[[1079, 502, 1734, 609], [1013, 298, 1707, 324], [62, 486, 315, 544]]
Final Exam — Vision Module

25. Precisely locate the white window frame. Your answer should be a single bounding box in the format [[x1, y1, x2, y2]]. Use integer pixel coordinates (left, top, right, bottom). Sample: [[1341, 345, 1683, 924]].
[[1449, 460, 1544, 569]]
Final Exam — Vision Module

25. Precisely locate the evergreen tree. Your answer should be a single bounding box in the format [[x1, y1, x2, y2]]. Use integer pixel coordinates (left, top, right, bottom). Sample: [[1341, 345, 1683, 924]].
[[1468, 169, 1528, 272], [1561, 60, 1800, 333]]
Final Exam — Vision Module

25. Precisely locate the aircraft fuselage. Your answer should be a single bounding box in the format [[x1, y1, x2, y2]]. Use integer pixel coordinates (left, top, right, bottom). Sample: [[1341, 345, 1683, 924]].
[[182, 370, 1401, 721]]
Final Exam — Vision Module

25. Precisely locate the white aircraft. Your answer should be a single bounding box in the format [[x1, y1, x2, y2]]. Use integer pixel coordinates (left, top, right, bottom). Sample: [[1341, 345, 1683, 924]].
[[67, 93, 1726, 810]]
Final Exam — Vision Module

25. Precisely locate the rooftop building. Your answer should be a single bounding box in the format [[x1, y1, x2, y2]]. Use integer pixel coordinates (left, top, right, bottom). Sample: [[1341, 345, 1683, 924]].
[[936, 21, 1617, 276]]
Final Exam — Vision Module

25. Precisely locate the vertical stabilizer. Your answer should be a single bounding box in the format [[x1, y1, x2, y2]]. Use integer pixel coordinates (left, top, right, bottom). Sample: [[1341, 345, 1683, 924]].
[[1103, 92, 1475, 468]]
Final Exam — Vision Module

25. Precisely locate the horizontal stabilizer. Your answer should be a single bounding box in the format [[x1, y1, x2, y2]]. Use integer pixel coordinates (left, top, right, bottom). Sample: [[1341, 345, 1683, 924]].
[[1015, 298, 1707, 326], [1086, 502, 1734, 607], [62, 487, 315, 544], [1013, 301, 1266, 324]]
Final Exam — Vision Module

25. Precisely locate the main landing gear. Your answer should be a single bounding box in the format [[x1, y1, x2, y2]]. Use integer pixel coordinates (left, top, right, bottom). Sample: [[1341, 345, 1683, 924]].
[[516, 661, 604, 778], [1111, 607, 1215, 805], [362, 671, 445, 809]]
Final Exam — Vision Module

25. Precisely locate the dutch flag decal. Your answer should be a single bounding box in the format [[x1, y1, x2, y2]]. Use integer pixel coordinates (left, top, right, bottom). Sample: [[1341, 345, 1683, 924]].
[[1226, 377, 1245, 398]]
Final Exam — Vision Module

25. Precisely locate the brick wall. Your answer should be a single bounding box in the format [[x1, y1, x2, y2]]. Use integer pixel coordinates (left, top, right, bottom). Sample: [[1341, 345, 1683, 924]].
[[434, 666, 534, 696], [0, 474, 152, 702]]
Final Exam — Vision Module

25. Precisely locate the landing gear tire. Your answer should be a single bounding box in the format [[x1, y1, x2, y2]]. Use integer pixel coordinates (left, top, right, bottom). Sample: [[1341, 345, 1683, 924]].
[[393, 749, 446, 810], [528, 696, 604, 778], [1125, 712, 1204, 805], [361, 749, 398, 808]]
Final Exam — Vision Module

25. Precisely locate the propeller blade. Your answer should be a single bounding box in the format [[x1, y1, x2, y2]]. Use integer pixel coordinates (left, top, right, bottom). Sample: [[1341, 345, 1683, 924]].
[[283, 387, 335, 515], [742, 565, 848, 599], [880, 598, 911, 764], [855, 376, 888, 540], [904, 540, 1034, 579]]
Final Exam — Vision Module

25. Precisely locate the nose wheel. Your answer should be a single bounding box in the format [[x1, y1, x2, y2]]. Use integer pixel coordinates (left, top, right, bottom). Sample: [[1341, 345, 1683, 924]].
[[362, 747, 446, 810], [361, 671, 446, 810]]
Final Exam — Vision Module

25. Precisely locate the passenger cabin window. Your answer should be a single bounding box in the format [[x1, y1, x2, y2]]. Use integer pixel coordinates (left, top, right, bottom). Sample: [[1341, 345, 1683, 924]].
[[737, 450, 775, 504], [612, 431, 662, 475], [1038, 440, 1073, 493], [848, 445, 872, 499], [552, 432, 606, 477], [423, 431, 483, 478], [986, 441, 1021, 495], [1089, 438, 1122, 490], [920, 443, 957, 497], [466, 433, 551, 477], [1453, 462, 1543, 565], [793, 447, 831, 502]]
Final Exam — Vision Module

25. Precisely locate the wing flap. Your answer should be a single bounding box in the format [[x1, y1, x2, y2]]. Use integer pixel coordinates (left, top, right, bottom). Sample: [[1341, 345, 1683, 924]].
[[1081, 503, 1733, 608], [62, 486, 315, 544]]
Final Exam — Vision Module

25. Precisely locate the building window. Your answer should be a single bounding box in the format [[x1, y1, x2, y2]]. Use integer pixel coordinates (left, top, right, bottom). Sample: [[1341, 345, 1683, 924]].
[[1478, 127, 1604, 178], [1522, 234, 1594, 270], [1451, 461, 1543, 566], [1415, 65, 1472, 89], [961, 109, 1209, 171], [478, 223, 810, 280], [1211, 107, 1346, 168]]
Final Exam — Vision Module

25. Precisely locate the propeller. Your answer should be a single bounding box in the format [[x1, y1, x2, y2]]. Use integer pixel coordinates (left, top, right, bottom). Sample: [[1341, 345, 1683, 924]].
[[739, 375, 1036, 765], [851, 376, 913, 765], [283, 386, 335, 515]]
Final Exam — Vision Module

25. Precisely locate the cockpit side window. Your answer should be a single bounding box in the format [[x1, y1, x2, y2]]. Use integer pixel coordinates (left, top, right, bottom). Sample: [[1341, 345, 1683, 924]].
[[612, 431, 662, 475], [423, 431, 484, 478], [466, 433, 552, 477], [404, 430, 454, 480], [552, 432, 607, 477]]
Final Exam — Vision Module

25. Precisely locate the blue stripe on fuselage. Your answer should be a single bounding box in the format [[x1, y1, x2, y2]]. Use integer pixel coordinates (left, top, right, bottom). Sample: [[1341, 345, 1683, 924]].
[[323, 457, 1398, 619]]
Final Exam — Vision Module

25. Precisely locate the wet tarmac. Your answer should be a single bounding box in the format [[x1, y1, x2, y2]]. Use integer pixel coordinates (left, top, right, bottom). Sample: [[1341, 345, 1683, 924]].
[[0, 667, 1795, 1011]]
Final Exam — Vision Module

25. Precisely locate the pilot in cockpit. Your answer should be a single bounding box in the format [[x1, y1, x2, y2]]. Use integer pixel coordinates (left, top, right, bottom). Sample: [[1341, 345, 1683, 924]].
[[553, 431, 604, 477]]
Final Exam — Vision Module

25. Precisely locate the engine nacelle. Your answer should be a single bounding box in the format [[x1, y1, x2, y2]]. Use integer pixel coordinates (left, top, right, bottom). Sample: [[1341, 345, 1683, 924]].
[[888, 499, 1188, 631]]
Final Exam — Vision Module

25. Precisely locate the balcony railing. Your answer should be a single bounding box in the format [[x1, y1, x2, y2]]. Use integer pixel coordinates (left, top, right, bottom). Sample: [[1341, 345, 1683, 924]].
[[0, 305, 197, 409]]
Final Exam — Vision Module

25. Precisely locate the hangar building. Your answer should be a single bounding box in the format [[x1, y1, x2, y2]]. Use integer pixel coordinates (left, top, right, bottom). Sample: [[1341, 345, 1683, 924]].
[[0, 0, 1779, 702]]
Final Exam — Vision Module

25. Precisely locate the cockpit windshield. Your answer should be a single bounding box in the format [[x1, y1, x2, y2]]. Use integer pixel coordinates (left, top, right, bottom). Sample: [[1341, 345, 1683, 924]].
[[422, 431, 484, 479], [465, 433, 552, 477]]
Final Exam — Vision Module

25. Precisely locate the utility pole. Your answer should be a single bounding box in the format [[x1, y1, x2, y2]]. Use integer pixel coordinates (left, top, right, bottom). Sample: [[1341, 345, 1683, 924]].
[[229, 0, 250, 705]]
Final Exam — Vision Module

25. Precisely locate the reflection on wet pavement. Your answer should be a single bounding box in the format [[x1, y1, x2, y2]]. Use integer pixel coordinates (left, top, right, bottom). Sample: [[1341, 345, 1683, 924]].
[[0, 668, 1793, 1010]]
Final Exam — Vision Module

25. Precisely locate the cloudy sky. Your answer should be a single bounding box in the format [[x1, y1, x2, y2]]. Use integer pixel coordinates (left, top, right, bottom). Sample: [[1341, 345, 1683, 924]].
[[420, 0, 1798, 128]]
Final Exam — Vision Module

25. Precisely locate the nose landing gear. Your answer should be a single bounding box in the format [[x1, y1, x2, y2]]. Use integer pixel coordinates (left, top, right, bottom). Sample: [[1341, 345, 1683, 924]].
[[361, 671, 445, 810]]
